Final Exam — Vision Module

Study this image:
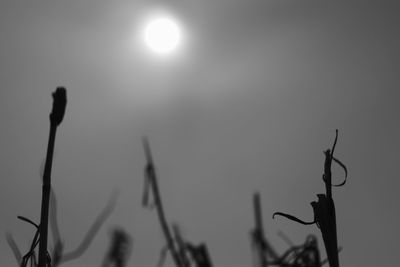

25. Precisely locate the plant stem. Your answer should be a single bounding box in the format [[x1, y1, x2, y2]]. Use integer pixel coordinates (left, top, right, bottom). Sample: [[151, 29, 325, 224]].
[[253, 193, 279, 267], [143, 139, 183, 267], [38, 123, 57, 267]]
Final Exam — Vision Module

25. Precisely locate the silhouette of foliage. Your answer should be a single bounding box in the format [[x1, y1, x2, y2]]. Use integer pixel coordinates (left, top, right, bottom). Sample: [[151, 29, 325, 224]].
[[101, 228, 132, 267], [250, 192, 279, 267], [51, 190, 118, 266], [38, 87, 67, 267], [7, 88, 115, 267], [172, 224, 191, 267], [251, 193, 323, 267], [273, 130, 347, 267], [185, 243, 213, 267], [6, 232, 22, 264], [142, 137, 184, 267], [7, 190, 116, 267], [171, 223, 214, 267]]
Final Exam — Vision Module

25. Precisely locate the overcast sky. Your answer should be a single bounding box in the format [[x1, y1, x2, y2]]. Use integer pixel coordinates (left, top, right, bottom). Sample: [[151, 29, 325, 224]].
[[1, 1, 399, 267]]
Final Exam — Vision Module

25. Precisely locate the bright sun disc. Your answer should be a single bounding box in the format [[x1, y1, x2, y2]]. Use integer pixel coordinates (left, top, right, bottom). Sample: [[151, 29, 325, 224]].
[[144, 16, 181, 55]]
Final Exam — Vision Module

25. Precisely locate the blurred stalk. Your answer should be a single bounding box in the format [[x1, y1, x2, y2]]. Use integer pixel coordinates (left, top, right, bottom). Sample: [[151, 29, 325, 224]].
[[251, 192, 279, 267], [142, 138, 183, 267], [185, 243, 213, 267], [172, 224, 191, 267], [102, 228, 132, 267]]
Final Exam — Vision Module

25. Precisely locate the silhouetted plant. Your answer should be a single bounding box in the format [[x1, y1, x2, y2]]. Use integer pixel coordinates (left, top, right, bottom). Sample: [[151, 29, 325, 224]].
[[142, 137, 184, 267], [250, 192, 323, 267], [7, 216, 44, 267], [273, 130, 347, 267], [272, 235, 321, 267], [38, 87, 67, 267], [6, 88, 67, 267], [250, 192, 279, 267], [7, 88, 115, 267], [185, 243, 213, 267], [101, 228, 132, 267], [6, 232, 23, 264], [172, 224, 191, 267], [50, 190, 117, 266], [7, 189, 117, 267], [171, 224, 214, 267]]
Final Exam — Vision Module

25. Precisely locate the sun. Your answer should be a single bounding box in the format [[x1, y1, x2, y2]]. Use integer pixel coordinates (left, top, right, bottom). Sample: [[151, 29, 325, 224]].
[[144, 16, 181, 55]]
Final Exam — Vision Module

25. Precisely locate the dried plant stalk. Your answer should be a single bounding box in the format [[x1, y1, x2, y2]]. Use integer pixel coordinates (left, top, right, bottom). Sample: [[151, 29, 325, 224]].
[[185, 243, 213, 267], [38, 87, 67, 267], [172, 224, 191, 267], [273, 130, 347, 267], [251, 192, 280, 267], [142, 137, 183, 267], [51, 190, 117, 266]]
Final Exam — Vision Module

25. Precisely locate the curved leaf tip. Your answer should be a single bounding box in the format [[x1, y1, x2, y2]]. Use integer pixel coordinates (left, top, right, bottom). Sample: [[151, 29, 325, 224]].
[[273, 212, 315, 225]]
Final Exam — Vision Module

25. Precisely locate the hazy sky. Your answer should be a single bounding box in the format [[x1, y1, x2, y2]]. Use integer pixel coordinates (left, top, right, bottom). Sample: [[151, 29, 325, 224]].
[[1, 1, 399, 267]]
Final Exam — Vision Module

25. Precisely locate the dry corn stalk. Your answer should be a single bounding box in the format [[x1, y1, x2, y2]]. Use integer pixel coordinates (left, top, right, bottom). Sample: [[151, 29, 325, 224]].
[[142, 137, 184, 267], [273, 130, 347, 267], [38, 87, 67, 267], [7, 189, 117, 267], [250, 192, 279, 267]]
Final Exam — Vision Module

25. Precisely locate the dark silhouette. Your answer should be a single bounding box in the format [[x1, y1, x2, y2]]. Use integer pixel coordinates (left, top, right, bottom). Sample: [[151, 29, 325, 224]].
[[6, 88, 67, 267], [7, 88, 115, 267], [7, 189, 117, 267], [171, 224, 214, 267], [5, 88, 348, 267], [6, 232, 22, 264], [7, 216, 42, 267], [141, 139, 214, 267], [101, 228, 132, 267], [273, 130, 347, 267], [38, 87, 67, 267], [142, 137, 184, 267], [251, 192, 279, 267], [274, 235, 321, 267], [50, 190, 117, 266], [172, 224, 191, 267], [185, 243, 213, 267], [250, 193, 322, 267]]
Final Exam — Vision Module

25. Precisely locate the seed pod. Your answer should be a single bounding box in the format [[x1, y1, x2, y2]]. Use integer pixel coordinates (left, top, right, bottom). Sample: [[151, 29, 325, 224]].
[[50, 87, 67, 126]]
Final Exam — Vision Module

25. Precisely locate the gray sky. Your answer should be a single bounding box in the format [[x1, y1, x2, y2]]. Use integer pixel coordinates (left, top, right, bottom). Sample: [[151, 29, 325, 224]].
[[1, 1, 399, 266]]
